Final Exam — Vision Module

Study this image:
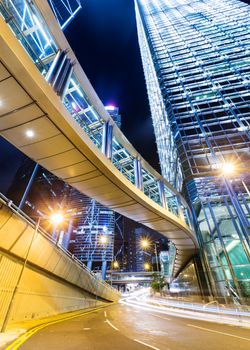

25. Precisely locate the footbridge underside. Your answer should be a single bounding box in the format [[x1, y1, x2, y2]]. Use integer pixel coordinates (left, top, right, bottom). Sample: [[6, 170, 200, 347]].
[[0, 0, 198, 277]]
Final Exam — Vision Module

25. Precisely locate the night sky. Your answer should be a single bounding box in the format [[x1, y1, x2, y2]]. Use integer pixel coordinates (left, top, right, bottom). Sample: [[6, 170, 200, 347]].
[[0, 0, 159, 194], [64, 0, 158, 168]]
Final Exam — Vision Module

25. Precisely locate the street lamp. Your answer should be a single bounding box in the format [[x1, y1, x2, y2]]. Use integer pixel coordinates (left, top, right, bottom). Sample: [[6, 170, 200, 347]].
[[220, 162, 250, 198], [50, 212, 64, 225], [144, 262, 151, 271], [110, 261, 119, 288], [100, 235, 108, 244], [221, 162, 235, 176], [0, 212, 65, 332], [141, 238, 150, 249], [113, 261, 119, 269], [140, 238, 160, 273]]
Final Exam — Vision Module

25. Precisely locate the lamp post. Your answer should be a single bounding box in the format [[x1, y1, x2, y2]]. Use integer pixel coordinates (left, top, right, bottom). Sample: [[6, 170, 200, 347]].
[[110, 261, 119, 287], [220, 162, 250, 198], [0, 212, 65, 333], [140, 238, 159, 273]]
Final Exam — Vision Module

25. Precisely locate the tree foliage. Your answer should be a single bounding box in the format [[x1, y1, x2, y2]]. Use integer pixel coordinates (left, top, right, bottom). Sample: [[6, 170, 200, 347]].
[[150, 273, 167, 293]]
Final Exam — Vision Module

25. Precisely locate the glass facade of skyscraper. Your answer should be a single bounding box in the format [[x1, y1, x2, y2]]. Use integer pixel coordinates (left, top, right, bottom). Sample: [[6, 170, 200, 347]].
[[135, 0, 250, 301]]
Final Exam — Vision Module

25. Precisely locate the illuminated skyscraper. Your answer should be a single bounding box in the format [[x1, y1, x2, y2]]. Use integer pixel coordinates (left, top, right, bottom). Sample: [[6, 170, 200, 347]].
[[69, 189, 115, 278], [135, 0, 250, 301], [48, 0, 82, 30]]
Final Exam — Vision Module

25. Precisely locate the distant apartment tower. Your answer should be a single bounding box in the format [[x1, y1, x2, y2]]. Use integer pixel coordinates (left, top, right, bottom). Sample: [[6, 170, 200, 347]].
[[135, 0, 250, 301], [105, 105, 122, 128], [48, 0, 82, 30], [69, 188, 115, 277]]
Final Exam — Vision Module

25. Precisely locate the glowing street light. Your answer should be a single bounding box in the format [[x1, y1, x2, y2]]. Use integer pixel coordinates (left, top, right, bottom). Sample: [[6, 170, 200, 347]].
[[144, 263, 151, 271], [220, 162, 250, 198], [140, 238, 159, 272], [50, 212, 64, 225], [100, 235, 108, 244], [113, 261, 119, 269], [221, 162, 235, 176], [140, 238, 151, 249]]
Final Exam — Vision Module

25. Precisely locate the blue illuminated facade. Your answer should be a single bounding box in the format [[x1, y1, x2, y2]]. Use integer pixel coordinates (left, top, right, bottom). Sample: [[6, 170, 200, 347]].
[[135, 0, 250, 301]]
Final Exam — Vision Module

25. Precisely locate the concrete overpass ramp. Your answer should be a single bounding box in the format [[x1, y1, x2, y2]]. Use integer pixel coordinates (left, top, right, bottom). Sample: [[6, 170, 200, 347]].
[[0, 193, 118, 326]]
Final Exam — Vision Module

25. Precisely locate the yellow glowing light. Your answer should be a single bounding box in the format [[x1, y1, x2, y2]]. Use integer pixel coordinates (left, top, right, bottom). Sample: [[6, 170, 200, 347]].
[[113, 261, 119, 269], [140, 238, 150, 249], [221, 163, 235, 176], [100, 235, 108, 244], [144, 263, 150, 271], [50, 212, 64, 225]]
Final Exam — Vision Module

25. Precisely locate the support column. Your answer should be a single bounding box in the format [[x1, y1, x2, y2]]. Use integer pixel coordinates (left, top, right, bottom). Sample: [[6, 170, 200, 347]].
[[101, 260, 107, 280], [18, 163, 39, 210], [134, 158, 143, 190], [177, 196, 185, 221], [102, 121, 113, 160], [158, 180, 166, 209], [87, 260, 93, 271]]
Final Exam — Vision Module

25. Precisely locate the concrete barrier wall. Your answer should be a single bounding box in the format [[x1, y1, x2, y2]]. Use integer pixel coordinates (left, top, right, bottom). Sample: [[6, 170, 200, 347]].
[[0, 200, 119, 325]]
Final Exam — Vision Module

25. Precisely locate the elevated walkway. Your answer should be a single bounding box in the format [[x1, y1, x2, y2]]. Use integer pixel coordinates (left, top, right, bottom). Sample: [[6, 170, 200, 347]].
[[0, 0, 198, 276]]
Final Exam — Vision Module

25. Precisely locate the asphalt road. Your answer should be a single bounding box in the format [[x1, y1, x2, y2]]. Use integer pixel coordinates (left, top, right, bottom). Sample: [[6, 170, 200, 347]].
[[17, 302, 250, 350]]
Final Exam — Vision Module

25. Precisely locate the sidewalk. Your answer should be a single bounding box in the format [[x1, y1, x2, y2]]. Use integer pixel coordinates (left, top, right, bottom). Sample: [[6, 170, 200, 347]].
[[122, 294, 250, 328], [150, 295, 250, 315], [148, 295, 250, 325]]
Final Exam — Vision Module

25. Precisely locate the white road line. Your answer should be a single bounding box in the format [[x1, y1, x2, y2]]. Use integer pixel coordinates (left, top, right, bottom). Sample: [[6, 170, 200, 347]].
[[150, 314, 171, 321], [105, 319, 119, 331], [104, 311, 107, 317], [187, 324, 250, 341], [134, 339, 160, 350]]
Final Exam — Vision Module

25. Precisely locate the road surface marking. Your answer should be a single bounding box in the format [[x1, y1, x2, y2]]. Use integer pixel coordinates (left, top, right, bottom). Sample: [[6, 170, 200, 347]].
[[134, 339, 160, 350], [187, 324, 250, 341], [150, 314, 171, 321], [104, 311, 107, 317], [105, 319, 119, 331], [5, 305, 114, 350]]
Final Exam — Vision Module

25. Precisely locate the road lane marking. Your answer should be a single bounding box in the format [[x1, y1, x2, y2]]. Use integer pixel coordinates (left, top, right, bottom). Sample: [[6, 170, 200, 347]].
[[104, 311, 107, 317], [150, 314, 171, 321], [105, 319, 119, 331], [187, 324, 250, 341], [134, 339, 160, 350], [5, 304, 115, 350]]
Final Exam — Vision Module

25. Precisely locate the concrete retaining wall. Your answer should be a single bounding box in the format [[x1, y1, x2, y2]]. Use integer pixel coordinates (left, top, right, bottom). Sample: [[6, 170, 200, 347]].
[[0, 199, 119, 325]]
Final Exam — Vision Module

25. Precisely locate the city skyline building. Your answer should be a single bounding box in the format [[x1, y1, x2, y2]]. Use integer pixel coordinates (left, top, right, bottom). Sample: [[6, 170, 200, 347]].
[[68, 188, 115, 278], [135, 0, 250, 301]]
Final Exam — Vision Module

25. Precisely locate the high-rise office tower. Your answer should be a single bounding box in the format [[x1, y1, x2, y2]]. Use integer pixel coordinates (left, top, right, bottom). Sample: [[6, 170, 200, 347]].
[[135, 0, 250, 300], [68, 188, 115, 278], [105, 106, 122, 129], [48, 0, 82, 30]]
